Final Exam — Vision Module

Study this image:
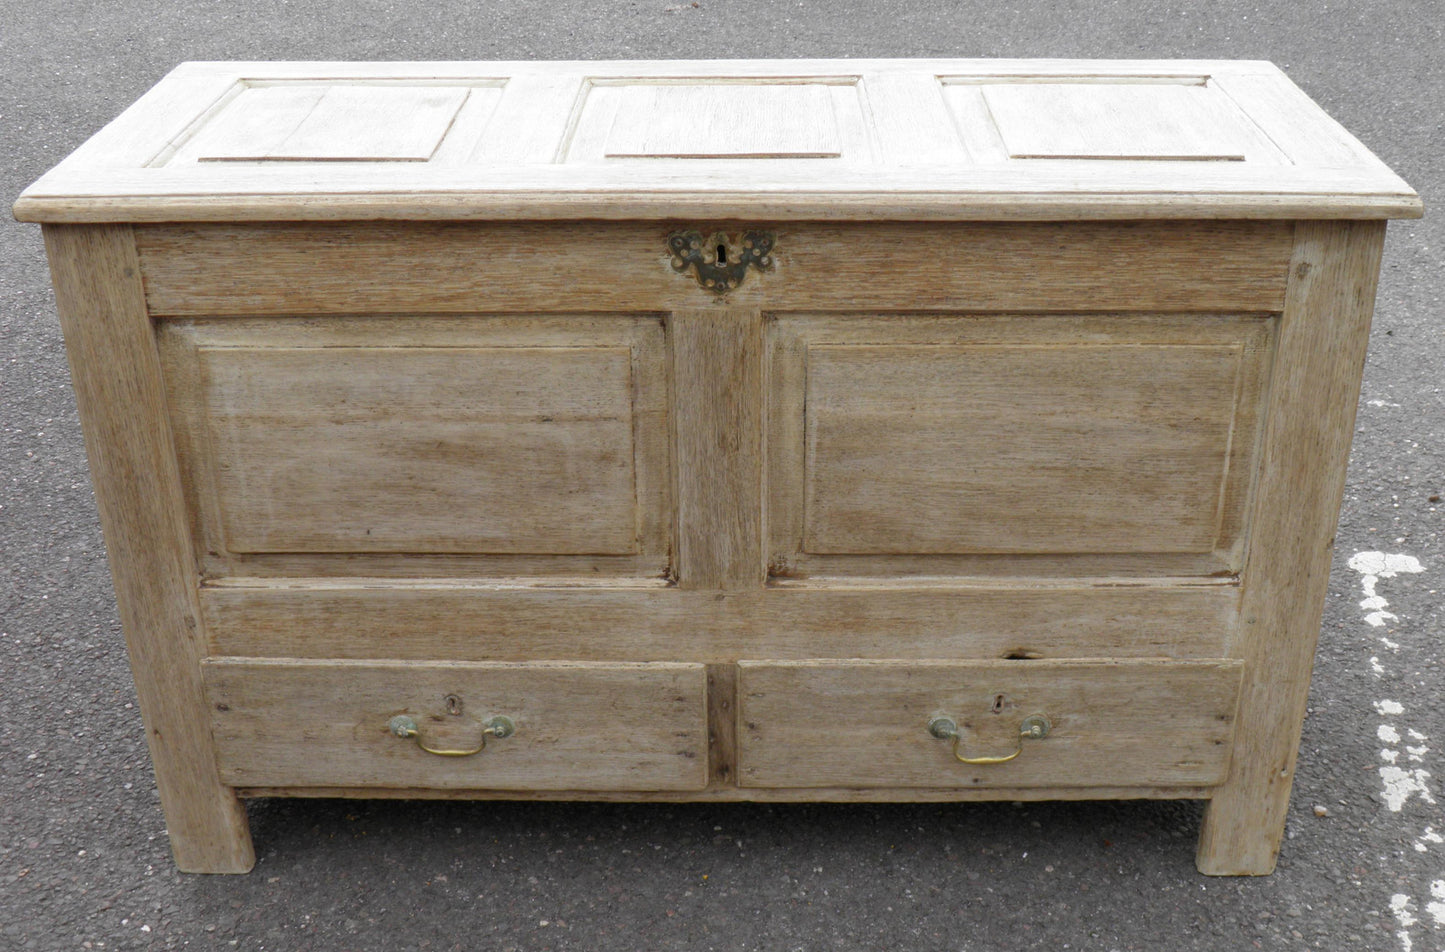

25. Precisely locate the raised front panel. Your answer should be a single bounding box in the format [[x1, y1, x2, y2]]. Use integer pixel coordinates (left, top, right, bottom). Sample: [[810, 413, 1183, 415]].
[[202, 345, 634, 553], [737, 659, 1242, 789], [205, 660, 709, 791], [767, 313, 1273, 577], [159, 315, 670, 577]]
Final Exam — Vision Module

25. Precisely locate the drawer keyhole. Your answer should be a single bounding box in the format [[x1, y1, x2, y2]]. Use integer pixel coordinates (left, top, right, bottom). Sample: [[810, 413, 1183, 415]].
[[716, 243, 728, 265], [991, 694, 1006, 714]]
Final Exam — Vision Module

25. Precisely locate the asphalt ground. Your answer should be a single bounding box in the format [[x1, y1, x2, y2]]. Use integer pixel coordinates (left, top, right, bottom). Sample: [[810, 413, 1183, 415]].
[[1, 2, 1441, 950]]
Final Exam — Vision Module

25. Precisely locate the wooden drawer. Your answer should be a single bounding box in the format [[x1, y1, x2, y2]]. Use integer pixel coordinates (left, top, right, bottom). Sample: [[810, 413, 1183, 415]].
[[737, 659, 1242, 789], [203, 660, 709, 791]]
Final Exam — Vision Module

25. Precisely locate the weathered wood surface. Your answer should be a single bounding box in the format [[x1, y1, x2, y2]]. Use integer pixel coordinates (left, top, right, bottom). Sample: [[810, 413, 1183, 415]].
[[159, 314, 671, 576], [671, 308, 765, 589], [768, 312, 1272, 576], [134, 221, 1294, 316], [1196, 221, 1388, 875], [738, 659, 1243, 789], [45, 225, 254, 873], [12, 60, 1419, 222], [205, 660, 709, 791], [200, 580, 1241, 662]]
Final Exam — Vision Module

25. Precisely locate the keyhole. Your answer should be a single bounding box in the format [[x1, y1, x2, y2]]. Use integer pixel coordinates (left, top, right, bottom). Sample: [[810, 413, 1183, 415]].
[[716, 243, 728, 265], [444, 694, 463, 716], [991, 694, 1006, 714]]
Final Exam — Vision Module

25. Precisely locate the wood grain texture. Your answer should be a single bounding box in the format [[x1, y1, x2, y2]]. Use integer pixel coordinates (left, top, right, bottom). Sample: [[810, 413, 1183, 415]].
[[802, 343, 1247, 555], [205, 659, 708, 790], [603, 84, 841, 158], [134, 221, 1293, 316], [1208, 72, 1385, 169], [199, 580, 1240, 662], [43, 225, 254, 873], [737, 659, 1242, 789], [1196, 221, 1387, 875], [184, 85, 470, 163], [12, 60, 1419, 222], [978, 83, 1278, 162], [158, 314, 671, 576], [198, 345, 638, 554], [706, 663, 740, 790], [671, 308, 765, 590], [767, 313, 1272, 575]]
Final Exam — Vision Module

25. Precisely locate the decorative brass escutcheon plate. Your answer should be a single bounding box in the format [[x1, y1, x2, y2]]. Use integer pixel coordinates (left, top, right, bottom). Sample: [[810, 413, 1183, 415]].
[[667, 229, 775, 293]]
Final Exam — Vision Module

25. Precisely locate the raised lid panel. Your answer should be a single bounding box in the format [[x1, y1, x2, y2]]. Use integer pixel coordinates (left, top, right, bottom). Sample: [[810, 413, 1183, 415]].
[[737, 659, 1242, 789], [604, 83, 841, 158], [562, 77, 867, 164], [162, 81, 502, 166], [981, 83, 1256, 161], [205, 660, 709, 790], [943, 77, 1287, 165]]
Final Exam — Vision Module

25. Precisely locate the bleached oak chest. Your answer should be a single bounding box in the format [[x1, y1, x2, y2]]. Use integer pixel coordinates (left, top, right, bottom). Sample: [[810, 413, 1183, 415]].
[[15, 59, 1420, 874]]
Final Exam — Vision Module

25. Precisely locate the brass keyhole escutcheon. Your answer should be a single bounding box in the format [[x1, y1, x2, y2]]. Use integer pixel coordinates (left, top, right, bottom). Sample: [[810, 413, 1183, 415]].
[[667, 229, 775, 293]]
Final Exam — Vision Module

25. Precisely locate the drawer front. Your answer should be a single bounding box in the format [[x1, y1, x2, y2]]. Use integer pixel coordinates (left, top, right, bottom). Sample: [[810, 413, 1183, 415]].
[[738, 659, 1242, 789], [204, 660, 708, 791]]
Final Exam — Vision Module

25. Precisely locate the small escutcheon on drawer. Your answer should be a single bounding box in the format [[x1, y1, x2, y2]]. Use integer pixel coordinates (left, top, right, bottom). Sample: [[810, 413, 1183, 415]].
[[203, 660, 709, 791], [737, 659, 1243, 789]]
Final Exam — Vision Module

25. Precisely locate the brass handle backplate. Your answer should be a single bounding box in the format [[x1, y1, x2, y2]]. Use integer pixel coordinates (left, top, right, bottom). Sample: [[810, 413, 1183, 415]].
[[667, 229, 775, 293], [929, 714, 1051, 765], [388, 713, 515, 757]]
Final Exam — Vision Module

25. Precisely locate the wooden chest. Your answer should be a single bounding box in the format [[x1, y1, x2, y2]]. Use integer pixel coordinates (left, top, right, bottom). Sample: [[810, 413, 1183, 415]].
[[14, 59, 1420, 875]]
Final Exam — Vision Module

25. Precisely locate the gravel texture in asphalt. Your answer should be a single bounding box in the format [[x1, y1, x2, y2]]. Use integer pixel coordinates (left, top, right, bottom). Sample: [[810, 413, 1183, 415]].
[[2, 2, 1441, 950]]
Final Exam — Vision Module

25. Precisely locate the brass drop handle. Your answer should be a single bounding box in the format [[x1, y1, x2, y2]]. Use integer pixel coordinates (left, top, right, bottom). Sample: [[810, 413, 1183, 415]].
[[388, 714, 515, 757], [929, 714, 1050, 765]]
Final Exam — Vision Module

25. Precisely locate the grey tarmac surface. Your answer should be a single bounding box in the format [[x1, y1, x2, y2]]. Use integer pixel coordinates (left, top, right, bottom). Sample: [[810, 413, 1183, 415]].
[[1, 2, 1441, 950]]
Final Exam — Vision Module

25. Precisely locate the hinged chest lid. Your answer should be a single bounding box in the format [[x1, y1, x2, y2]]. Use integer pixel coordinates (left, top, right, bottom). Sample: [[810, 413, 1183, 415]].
[[13, 59, 1420, 222]]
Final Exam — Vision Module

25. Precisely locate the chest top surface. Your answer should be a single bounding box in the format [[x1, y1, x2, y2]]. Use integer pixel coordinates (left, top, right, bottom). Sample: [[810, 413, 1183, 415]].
[[13, 58, 1419, 223]]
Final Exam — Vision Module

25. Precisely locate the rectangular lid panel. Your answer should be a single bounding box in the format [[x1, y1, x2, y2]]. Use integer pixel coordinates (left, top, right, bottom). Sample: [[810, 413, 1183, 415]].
[[561, 76, 869, 164], [982, 83, 1257, 161], [12, 60, 1421, 222], [603, 83, 841, 159], [165, 81, 498, 165], [944, 76, 1287, 165]]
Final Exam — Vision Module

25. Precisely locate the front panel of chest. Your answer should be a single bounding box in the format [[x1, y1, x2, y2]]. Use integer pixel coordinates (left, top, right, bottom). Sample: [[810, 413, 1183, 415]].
[[136, 219, 1294, 797]]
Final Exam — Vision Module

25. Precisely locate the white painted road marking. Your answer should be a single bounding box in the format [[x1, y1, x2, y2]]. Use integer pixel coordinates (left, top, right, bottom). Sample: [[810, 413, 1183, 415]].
[[1350, 552, 1435, 952]]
